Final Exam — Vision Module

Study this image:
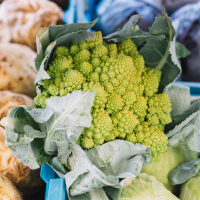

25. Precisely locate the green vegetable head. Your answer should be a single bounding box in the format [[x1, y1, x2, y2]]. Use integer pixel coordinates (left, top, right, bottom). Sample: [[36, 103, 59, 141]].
[[180, 172, 200, 200], [34, 34, 172, 162], [142, 146, 198, 192], [120, 173, 179, 200]]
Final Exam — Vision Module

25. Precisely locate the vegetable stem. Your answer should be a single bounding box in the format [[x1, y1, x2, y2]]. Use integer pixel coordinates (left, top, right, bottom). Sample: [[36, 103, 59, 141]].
[[88, 188, 109, 200]]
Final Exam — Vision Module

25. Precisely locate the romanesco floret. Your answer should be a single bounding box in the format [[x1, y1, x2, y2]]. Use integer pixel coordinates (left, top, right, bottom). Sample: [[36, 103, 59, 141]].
[[87, 31, 103, 49], [122, 91, 137, 108], [105, 93, 124, 114], [52, 46, 69, 58], [147, 93, 172, 128], [82, 82, 108, 109], [48, 84, 59, 96], [76, 41, 89, 50], [91, 58, 101, 68], [88, 72, 99, 83], [78, 62, 93, 75], [34, 91, 50, 108], [130, 96, 148, 122], [107, 43, 118, 58], [100, 54, 136, 96], [145, 67, 162, 82], [49, 56, 73, 72], [142, 68, 161, 97], [74, 49, 91, 64], [112, 108, 139, 139], [92, 45, 108, 59], [80, 108, 113, 148], [63, 70, 85, 92], [34, 32, 172, 162], [70, 44, 79, 55], [118, 38, 138, 57], [132, 55, 145, 71], [126, 122, 168, 162]]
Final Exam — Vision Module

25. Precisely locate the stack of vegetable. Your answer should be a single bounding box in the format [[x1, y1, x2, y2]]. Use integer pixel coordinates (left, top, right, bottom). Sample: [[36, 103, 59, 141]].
[[1, 8, 200, 200]]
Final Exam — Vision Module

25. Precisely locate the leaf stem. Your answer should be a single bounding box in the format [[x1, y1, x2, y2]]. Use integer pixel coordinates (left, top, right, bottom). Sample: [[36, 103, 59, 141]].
[[88, 188, 109, 200]]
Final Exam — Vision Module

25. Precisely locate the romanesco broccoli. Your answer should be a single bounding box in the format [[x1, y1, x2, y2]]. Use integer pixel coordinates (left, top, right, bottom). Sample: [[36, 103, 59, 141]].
[[34, 33, 172, 162]]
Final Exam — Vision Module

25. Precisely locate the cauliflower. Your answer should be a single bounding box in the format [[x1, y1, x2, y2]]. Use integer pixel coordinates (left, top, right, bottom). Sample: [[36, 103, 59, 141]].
[[34, 33, 172, 161]]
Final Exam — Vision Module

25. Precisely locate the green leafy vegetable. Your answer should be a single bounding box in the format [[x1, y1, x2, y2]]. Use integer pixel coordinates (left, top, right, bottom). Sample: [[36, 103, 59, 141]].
[[180, 168, 200, 200], [158, 83, 200, 187], [164, 84, 191, 116], [142, 146, 197, 192], [169, 159, 200, 185], [120, 173, 179, 200], [3, 90, 95, 169]]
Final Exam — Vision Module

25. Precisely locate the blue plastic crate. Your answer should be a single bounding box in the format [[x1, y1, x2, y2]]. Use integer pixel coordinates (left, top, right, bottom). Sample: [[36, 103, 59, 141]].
[[176, 81, 200, 97], [41, 163, 67, 200]]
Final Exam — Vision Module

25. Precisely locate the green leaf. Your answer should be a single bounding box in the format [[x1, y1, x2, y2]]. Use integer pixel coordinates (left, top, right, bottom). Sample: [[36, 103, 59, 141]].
[[166, 100, 200, 132], [43, 90, 95, 155], [2, 91, 95, 170], [35, 27, 50, 70], [130, 29, 165, 47], [4, 106, 52, 169], [103, 15, 164, 46], [63, 141, 151, 199], [103, 15, 142, 42], [139, 8, 181, 92], [164, 84, 191, 116], [164, 85, 200, 186], [34, 19, 98, 71], [175, 42, 190, 59], [166, 101, 200, 153], [49, 18, 98, 42], [169, 159, 200, 185]]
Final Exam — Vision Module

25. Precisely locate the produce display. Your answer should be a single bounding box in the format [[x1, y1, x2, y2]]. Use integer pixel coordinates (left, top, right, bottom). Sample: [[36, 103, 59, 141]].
[[0, 0, 63, 50], [0, 172, 22, 200], [1, 7, 200, 200], [0, 43, 37, 97]]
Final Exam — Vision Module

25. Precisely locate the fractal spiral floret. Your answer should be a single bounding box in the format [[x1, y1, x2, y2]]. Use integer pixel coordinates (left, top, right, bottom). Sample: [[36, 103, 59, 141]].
[[34, 32, 172, 162]]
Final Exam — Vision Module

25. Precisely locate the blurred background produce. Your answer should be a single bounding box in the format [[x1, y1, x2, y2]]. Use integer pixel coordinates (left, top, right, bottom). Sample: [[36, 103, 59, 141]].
[[0, 0, 63, 50], [0, 91, 45, 200], [92, 0, 162, 35], [0, 172, 22, 200], [0, 91, 33, 120], [0, 0, 200, 199], [0, 44, 37, 97], [172, 1, 200, 82]]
